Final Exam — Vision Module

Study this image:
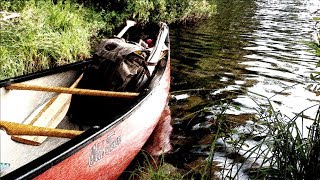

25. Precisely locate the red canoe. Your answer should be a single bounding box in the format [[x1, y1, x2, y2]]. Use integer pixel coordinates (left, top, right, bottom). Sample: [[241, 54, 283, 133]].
[[0, 23, 170, 179]]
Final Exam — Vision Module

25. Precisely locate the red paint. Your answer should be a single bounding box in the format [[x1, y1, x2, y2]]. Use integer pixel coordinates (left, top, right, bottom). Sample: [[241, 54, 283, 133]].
[[35, 59, 170, 180]]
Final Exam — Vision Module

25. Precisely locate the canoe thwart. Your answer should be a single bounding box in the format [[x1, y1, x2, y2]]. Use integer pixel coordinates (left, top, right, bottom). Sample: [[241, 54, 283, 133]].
[[10, 73, 84, 146], [0, 121, 83, 140], [6, 83, 139, 99]]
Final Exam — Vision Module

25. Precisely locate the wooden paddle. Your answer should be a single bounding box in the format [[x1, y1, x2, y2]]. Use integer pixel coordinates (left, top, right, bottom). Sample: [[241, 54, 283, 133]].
[[0, 120, 83, 138], [117, 20, 136, 38]]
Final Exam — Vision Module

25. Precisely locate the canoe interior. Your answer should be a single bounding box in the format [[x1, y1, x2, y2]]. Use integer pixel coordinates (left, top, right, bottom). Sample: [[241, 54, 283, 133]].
[[0, 23, 170, 177]]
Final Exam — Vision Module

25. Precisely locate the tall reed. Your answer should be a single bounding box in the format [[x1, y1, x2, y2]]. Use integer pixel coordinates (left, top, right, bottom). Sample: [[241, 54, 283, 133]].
[[218, 96, 320, 179], [261, 104, 320, 179]]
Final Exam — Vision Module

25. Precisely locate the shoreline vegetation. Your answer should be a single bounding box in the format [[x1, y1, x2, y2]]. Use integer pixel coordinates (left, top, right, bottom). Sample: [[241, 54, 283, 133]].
[[0, 0, 216, 80]]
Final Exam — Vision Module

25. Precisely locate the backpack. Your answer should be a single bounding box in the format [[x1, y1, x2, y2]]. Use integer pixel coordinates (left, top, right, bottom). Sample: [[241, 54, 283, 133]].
[[68, 38, 151, 126], [91, 38, 150, 91]]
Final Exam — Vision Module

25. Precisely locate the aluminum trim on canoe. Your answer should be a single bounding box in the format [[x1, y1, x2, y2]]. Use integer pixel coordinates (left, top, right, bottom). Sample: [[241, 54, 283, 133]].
[[0, 59, 93, 87]]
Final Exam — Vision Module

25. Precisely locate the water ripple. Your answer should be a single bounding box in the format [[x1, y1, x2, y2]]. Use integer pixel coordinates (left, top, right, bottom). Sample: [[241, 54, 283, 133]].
[[170, 0, 320, 126]]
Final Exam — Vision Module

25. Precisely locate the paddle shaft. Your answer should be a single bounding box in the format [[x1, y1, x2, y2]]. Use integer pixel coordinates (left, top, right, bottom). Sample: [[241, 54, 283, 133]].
[[117, 20, 136, 38], [6, 83, 139, 99], [0, 121, 83, 138]]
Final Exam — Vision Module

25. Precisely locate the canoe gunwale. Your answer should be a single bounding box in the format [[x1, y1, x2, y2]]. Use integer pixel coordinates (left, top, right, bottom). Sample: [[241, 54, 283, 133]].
[[1, 24, 170, 179], [0, 59, 93, 88]]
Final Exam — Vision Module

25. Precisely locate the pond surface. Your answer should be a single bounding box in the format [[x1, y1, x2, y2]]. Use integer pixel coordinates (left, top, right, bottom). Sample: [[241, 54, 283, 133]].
[[167, 0, 320, 178]]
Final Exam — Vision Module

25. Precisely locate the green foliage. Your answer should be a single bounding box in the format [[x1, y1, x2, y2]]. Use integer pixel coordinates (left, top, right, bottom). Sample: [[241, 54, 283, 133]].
[[222, 95, 320, 179], [76, 0, 216, 25], [129, 152, 184, 180], [0, 0, 27, 11], [203, 92, 320, 179], [126, 0, 216, 24], [0, 0, 106, 80], [0, 0, 216, 80], [260, 105, 320, 179], [307, 73, 320, 95]]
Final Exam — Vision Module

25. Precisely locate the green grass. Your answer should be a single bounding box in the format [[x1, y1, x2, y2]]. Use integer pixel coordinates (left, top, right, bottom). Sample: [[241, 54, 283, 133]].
[[0, 0, 106, 80], [259, 104, 320, 179], [126, 152, 185, 180], [216, 95, 320, 179]]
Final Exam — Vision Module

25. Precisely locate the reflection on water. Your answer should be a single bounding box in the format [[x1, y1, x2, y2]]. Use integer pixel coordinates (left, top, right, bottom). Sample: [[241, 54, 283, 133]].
[[171, 0, 320, 118], [240, 0, 320, 118], [144, 104, 172, 156], [168, 0, 320, 178]]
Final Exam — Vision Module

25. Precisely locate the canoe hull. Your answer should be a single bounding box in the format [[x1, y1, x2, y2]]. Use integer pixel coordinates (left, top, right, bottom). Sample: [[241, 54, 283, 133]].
[[34, 59, 170, 179]]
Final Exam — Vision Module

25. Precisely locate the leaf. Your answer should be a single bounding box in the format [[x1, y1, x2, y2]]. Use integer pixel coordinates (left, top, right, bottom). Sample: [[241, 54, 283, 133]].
[[313, 17, 320, 21], [307, 84, 313, 90], [313, 85, 318, 92], [232, 104, 241, 111], [310, 73, 315, 81]]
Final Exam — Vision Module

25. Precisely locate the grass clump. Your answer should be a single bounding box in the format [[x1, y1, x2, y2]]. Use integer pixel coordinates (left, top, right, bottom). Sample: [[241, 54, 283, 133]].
[[260, 105, 320, 179], [312, 18, 320, 57], [0, 0, 106, 80], [217, 96, 320, 179], [125, 152, 184, 180]]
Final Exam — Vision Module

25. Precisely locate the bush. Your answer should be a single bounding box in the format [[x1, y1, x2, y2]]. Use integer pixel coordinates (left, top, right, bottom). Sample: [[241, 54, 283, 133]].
[[125, 0, 216, 24], [75, 0, 216, 25]]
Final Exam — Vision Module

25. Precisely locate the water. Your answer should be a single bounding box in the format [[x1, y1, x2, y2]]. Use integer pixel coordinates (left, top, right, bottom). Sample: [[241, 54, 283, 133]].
[[168, 0, 320, 178]]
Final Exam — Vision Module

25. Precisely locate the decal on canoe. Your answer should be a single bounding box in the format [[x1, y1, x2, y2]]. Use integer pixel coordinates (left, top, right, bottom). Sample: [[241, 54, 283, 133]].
[[88, 131, 121, 167]]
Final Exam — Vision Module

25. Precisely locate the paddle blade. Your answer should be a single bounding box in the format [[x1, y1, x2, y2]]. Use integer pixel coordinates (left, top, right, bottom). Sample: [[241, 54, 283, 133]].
[[126, 20, 136, 27], [116, 20, 136, 38]]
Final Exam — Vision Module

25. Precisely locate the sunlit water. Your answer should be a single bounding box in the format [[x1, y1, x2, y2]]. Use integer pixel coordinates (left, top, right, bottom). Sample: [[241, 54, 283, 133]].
[[168, 0, 320, 178]]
